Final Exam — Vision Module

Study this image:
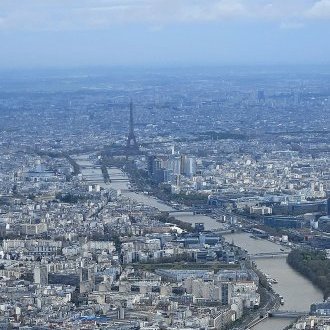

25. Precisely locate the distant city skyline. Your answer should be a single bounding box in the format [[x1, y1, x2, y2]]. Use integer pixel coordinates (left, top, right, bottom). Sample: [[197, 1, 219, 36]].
[[1, 0, 330, 68]]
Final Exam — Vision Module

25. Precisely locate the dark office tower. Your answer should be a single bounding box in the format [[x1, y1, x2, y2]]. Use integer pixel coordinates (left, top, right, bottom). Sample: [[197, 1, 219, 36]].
[[126, 100, 139, 154], [293, 91, 301, 105], [147, 155, 156, 175], [327, 198, 330, 216], [257, 90, 265, 103]]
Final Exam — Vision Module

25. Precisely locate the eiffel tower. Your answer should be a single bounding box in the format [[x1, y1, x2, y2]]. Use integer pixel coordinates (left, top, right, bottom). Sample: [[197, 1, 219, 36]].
[[126, 100, 139, 154]]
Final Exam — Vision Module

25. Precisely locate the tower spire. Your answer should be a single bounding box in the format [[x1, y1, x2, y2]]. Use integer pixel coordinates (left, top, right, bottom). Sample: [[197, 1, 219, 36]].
[[126, 100, 139, 154]]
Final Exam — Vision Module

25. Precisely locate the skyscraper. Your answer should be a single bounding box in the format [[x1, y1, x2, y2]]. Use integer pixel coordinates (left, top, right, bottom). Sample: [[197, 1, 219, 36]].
[[257, 90, 265, 103], [34, 264, 48, 285]]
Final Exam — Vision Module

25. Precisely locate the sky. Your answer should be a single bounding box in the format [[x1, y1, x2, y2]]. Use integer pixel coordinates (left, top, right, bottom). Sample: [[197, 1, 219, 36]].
[[0, 0, 330, 68]]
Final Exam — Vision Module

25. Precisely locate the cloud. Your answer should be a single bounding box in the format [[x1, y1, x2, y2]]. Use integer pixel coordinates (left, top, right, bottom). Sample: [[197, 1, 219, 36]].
[[305, 0, 330, 18], [0, 0, 248, 30], [0, 0, 328, 31], [76, 0, 248, 25]]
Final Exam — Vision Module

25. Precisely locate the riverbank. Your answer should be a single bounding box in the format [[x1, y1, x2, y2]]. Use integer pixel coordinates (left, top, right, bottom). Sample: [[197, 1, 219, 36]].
[[229, 266, 281, 330], [287, 249, 330, 299]]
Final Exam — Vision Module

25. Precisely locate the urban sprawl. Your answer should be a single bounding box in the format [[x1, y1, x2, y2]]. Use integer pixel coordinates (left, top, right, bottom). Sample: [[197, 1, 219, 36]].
[[0, 68, 329, 329]]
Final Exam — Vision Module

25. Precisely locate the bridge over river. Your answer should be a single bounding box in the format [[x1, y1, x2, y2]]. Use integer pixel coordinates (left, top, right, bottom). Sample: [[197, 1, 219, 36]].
[[247, 310, 309, 329], [269, 310, 309, 318], [249, 251, 289, 259]]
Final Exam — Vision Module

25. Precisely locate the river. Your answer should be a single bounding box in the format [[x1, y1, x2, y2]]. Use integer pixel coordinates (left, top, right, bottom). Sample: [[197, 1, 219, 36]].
[[223, 233, 323, 329], [75, 155, 323, 330]]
